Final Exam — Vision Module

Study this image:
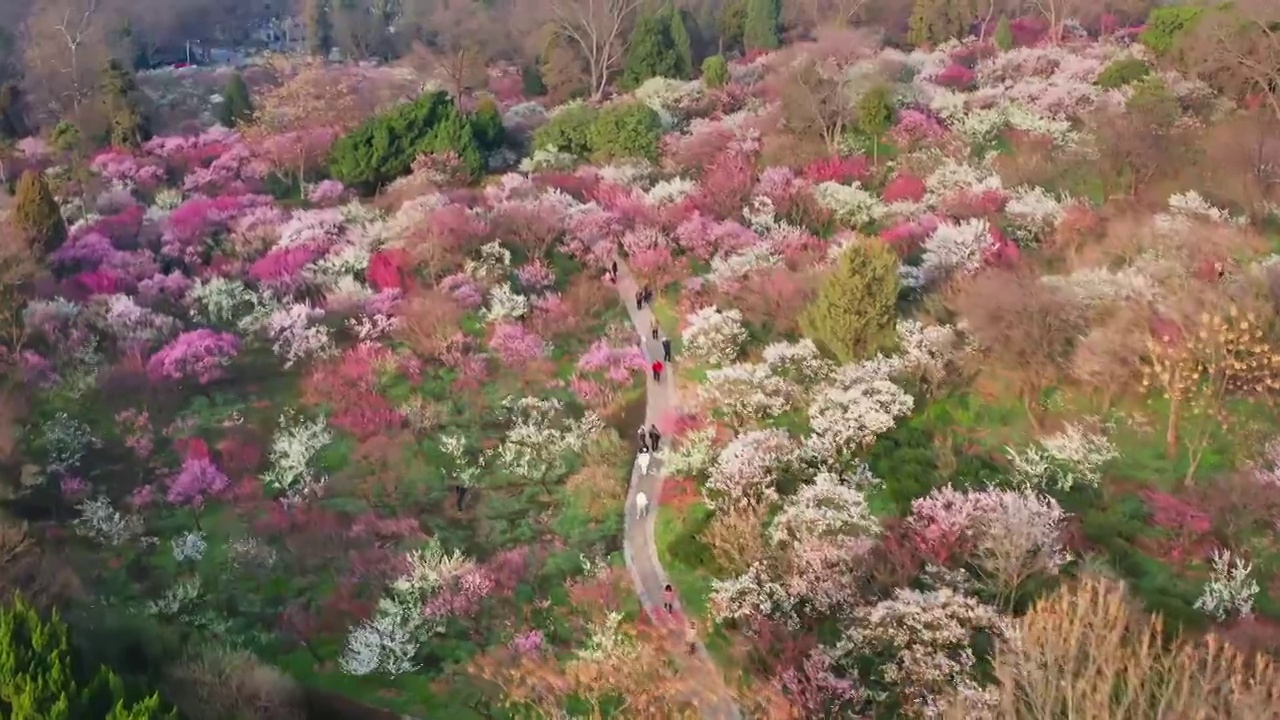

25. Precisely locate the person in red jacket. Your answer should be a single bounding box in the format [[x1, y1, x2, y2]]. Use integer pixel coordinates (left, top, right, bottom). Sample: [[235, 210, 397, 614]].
[[651, 359, 663, 381]]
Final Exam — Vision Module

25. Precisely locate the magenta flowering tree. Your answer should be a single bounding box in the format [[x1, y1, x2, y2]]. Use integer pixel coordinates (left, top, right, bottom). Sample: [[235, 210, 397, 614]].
[[307, 179, 348, 206], [90, 150, 167, 190], [166, 456, 231, 516], [248, 246, 323, 293], [146, 329, 241, 385], [440, 273, 485, 310], [620, 227, 681, 282], [161, 194, 274, 265], [888, 109, 949, 151], [488, 322, 548, 367], [572, 338, 646, 409], [515, 259, 557, 293]]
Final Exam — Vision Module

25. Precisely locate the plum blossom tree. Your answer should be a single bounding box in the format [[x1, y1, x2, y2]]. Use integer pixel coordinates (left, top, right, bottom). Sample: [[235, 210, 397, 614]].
[[146, 329, 241, 385], [805, 368, 913, 469], [487, 322, 548, 367], [493, 397, 605, 499], [699, 362, 793, 424], [681, 306, 748, 366], [832, 587, 1008, 718], [262, 408, 333, 497], [704, 429, 799, 510]]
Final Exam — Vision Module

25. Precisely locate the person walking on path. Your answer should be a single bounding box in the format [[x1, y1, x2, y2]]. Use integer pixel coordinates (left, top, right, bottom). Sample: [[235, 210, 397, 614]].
[[661, 335, 672, 362], [637, 447, 652, 477], [662, 584, 675, 614], [610, 259, 618, 281], [648, 424, 662, 451], [685, 619, 698, 655], [651, 359, 663, 382], [651, 324, 659, 341], [634, 289, 644, 311], [637, 425, 648, 449], [641, 284, 653, 307]]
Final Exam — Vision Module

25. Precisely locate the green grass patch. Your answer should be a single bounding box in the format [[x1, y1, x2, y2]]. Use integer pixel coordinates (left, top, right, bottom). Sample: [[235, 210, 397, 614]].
[[653, 502, 735, 665]]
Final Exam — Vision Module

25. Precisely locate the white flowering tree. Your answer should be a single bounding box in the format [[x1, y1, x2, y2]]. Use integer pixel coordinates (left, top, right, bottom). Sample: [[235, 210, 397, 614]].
[[494, 396, 604, 498], [704, 429, 800, 510], [761, 338, 836, 399], [805, 376, 914, 469], [698, 362, 793, 425], [662, 427, 718, 479], [265, 303, 336, 368], [1194, 549, 1259, 621], [339, 538, 475, 676], [483, 282, 530, 322], [262, 408, 334, 497], [680, 306, 748, 366], [832, 587, 1008, 718], [1006, 422, 1117, 492]]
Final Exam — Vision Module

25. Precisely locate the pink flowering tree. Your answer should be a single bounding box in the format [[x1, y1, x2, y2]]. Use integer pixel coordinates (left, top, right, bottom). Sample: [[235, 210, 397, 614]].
[[146, 329, 241, 385], [488, 322, 548, 367], [166, 456, 231, 527], [571, 338, 647, 410]]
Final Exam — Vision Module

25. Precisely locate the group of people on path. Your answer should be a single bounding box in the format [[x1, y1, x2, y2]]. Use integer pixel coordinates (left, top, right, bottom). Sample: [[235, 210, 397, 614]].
[[634, 284, 672, 381], [663, 584, 699, 655]]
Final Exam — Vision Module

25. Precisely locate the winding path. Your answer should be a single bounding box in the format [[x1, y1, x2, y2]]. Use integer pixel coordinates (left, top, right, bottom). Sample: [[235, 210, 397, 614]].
[[614, 260, 743, 720]]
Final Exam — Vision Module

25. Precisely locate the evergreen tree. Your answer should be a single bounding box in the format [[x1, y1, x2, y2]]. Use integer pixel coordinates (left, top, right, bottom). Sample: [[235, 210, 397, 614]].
[[701, 55, 729, 88], [717, 0, 748, 53], [12, 170, 66, 254], [0, 596, 176, 719], [855, 84, 894, 162], [470, 97, 505, 152], [800, 239, 900, 362], [742, 0, 779, 51], [304, 0, 333, 56], [217, 72, 254, 128], [0, 83, 29, 140], [423, 107, 484, 179], [101, 59, 150, 148], [521, 63, 546, 97], [993, 13, 1014, 50], [669, 8, 695, 79], [908, 0, 970, 48], [621, 10, 682, 89]]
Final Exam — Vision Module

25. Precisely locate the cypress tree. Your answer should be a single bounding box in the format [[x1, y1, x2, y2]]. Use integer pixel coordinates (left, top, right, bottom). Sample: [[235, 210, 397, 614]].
[[521, 63, 546, 97], [12, 170, 66, 254], [742, 0, 779, 51], [994, 14, 1014, 50], [621, 11, 682, 89], [717, 0, 747, 53], [0, 83, 29, 140], [855, 85, 895, 162], [801, 239, 900, 363], [101, 59, 150, 148], [470, 96, 505, 152], [304, 0, 332, 56], [701, 55, 729, 88], [217, 72, 254, 127], [669, 8, 695, 79], [423, 107, 484, 180]]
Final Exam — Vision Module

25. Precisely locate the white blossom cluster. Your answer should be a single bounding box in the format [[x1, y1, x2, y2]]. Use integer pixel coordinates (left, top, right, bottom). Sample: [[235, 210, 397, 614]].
[[1004, 186, 1065, 243], [187, 277, 261, 327], [74, 496, 142, 546], [895, 320, 964, 386], [1194, 549, 1259, 621], [680, 306, 748, 366], [923, 159, 1003, 205], [1040, 267, 1159, 309], [806, 375, 914, 468], [262, 408, 333, 495], [761, 338, 836, 391], [769, 472, 880, 547], [40, 412, 99, 474], [1154, 190, 1243, 234], [1006, 422, 1118, 492], [646, 177, 698, 205], [465, 240, 514, 281], [909, 219, 994, 287], [265, 303, 336, 368], [662, 427, 718, 479], [98, 294, 181, 348], [708, 565, 795, 625], [440, 432, 484, 488], [742, 196, 781, 234], [518, 146, 578, 172], [482, 282, 530, 322], [833, 587, 1008, 718], [144, 577, 203, 619], [346, 313, 400, 341], [704, 243, 781, 287], [596, 161, 654, 187], [496, 396, 603, 483], [340, 538, 474, 676], [813, 181, 884, 227], [704, 429, 799, 509], [171, 530, 207, 563], [699, 362, 792, 421]]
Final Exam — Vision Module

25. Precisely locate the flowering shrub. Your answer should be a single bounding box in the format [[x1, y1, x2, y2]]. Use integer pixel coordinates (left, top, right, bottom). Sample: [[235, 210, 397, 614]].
[[704, 429, 798, 509], [882, 173, 927, 203], [1195, 549, 1259, 621], [1006, 422, 1117, 492], [801, 155, 870, 185], [805, 375, 913, 467], [262, 409, 333, 496], [146, 329, 241, 384], [699, 362, 793, 422], [680, 306, 748, 366]]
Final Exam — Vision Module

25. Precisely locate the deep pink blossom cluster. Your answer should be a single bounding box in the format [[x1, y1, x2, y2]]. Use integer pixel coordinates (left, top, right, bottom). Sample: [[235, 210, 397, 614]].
[[162, 194, 275, 265], [91, 150, 167, 189], [888, 109, 949, 150], [515, 259, 556, 292], [146, 329, 241, 384], [166, 456, 231, 507], [801, 155, 870, 185]]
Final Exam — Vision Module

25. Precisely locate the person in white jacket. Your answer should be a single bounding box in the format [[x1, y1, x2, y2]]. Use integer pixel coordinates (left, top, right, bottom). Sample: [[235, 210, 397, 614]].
[[637, 446, 652, 476]]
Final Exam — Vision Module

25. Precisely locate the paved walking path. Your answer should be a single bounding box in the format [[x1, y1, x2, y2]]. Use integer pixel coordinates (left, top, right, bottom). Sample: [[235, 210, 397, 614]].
[[613, 260, 743, 720]]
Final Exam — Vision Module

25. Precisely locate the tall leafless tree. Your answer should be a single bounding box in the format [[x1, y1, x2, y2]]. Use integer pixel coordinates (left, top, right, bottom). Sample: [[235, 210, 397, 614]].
[[548, 0, 641, 100]]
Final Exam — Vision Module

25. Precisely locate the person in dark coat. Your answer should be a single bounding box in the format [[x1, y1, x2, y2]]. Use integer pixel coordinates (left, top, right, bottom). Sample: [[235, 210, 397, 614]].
[[651, 325, 659, 340], [635, 289, 644, 310], [641, 284, 653, 306], [648, 424, 661, 450], [610, 259, 618, 279], [661, 335, 672, 362]]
